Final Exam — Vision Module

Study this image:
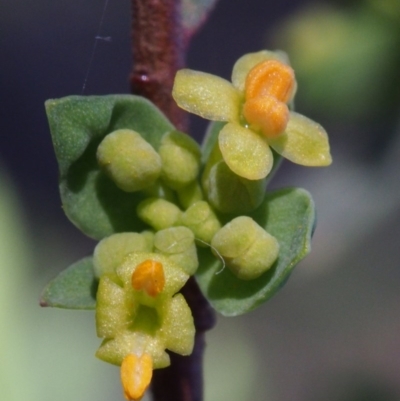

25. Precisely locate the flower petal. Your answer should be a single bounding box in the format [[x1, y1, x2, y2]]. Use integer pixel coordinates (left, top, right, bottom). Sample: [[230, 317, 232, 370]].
[[268, 112, 332, 166], [172, 69, 241, 122], [232, 50, 291, 92], [218, 122, 273, 180]]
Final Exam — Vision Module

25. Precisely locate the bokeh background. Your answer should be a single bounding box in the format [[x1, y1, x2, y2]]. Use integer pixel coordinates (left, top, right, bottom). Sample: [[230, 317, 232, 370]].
[[1, 0, 400, 400]]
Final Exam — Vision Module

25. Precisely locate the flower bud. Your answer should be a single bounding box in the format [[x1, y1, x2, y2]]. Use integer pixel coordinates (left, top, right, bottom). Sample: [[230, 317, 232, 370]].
[[207, 161, 266, 214], [154, 227, 198, 275], [97, 129, 161, 192], [211, 216, 279, 280], [180, 201, 221, 244], [159, 131, 201, 190], [137, 198, 182, 231], [177, 181, 204, 209]]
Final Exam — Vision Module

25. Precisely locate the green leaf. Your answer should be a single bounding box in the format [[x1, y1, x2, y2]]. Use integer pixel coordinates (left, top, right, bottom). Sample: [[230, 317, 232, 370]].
[[40, 257, 97, 310], [45, 95, 174, 240], [182, 0, 220, 38], [196, 187, 315, 316]]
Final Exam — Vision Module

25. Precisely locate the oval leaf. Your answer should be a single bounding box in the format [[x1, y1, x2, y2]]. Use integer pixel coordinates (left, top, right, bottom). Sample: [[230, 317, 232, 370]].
[[45, 95, 174, 240], [40, 257, 97, 310], [196, 187, 315, 316]]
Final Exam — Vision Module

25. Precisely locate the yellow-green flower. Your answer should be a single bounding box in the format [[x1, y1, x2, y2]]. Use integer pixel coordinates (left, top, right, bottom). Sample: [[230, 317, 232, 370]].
[[172, 50, 332, 180], [95, 252, 195, 399]]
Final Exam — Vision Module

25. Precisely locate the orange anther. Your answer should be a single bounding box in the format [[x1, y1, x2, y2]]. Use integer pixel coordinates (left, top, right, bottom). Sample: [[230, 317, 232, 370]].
[[131, 259, 165, 297], [243, 96, 289, 139], [245, 59, 295, 103], [243, 59, 295, 138], [121, 353, 153, 401]]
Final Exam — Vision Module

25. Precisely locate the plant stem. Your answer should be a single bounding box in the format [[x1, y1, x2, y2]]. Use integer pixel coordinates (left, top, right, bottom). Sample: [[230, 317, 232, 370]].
[[130, 0, 189, 131], [130, 1, 216, 400]]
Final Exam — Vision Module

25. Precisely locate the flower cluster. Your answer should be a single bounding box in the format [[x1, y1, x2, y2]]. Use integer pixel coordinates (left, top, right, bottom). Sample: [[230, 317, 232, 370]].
[[93, 124, 281, 399], [91, 49, 331, 400]]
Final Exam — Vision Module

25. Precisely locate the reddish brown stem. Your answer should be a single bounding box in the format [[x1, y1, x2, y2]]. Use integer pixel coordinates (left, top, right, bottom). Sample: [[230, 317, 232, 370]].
[[150, 333, 208, 401], [130, 1, 216, 401], [130, 0, 189, 131]]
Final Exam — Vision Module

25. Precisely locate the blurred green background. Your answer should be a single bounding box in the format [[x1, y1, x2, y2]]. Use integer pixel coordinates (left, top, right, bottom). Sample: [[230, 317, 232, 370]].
[[1, 0, 400, 400]]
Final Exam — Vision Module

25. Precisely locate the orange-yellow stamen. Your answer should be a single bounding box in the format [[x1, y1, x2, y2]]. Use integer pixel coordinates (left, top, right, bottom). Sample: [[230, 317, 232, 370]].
[[131, 259, 165, 297], [243, 97, 289, 139], [121, 353, 153, 401], [245, 59, 295, 103], [243, 59, 295, 138]]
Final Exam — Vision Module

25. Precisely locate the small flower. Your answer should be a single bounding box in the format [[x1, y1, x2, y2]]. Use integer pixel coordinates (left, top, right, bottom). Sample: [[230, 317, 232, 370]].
[[95, 252, 195, 398], [172, 50, 332, 180]]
